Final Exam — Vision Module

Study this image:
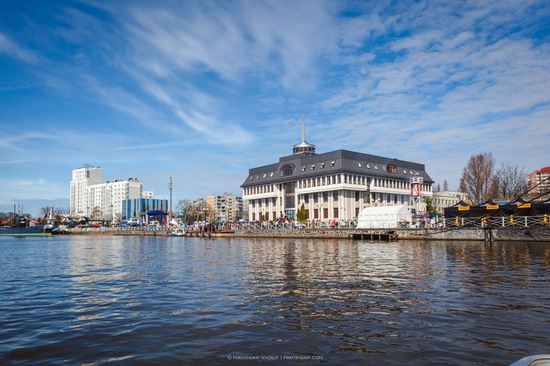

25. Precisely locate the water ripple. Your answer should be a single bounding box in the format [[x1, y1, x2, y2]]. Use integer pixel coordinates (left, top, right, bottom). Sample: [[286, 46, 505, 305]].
[[0, 236, 549, 365]]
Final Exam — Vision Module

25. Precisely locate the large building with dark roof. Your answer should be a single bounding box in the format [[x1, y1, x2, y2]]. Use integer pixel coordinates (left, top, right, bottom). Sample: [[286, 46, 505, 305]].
[[241, 118, 434, 222]]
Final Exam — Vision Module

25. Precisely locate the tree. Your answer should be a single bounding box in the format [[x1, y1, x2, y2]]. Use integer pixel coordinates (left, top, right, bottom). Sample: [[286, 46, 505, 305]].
[[296, 203, 306, 222], [176, 199, 212, 223], [443, 179, 449, 191], [494, 163, 528, 200], [436, 183, 441, 192], [459, 153, 498, 204], [425, 197, 436, 215]]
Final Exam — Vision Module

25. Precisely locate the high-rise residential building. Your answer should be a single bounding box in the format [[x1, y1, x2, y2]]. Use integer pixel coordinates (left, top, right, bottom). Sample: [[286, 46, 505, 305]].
[[528, 167, 550, 198], [206, 192, 244, 222], [431, 191, 468, 215], [70, 165, 103, 217], [241, 117, 434, 222], [70, 166, 146, 221]]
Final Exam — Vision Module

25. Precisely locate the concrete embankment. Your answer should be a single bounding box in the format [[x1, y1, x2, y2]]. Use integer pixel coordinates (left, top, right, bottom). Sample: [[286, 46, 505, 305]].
[[232, 227, 550, 242], [65, 227, 550, 241]]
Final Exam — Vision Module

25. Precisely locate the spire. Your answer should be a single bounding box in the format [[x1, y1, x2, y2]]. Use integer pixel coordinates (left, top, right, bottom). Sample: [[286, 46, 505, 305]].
[[301, 114, 306, 143], [292, 114, 316, 155]]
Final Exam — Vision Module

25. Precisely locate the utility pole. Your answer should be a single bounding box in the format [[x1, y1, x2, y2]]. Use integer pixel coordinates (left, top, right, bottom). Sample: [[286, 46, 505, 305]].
[[168, 176, 173, 221]]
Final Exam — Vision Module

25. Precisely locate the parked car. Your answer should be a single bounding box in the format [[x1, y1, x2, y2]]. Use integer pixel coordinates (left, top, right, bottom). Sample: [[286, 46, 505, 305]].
[[295, 222, 306, 229], [127, 218, 140, 226]]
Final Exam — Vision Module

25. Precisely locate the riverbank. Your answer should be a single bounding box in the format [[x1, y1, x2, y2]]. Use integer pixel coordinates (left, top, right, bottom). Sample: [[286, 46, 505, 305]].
[[63, 227, 550, 242]]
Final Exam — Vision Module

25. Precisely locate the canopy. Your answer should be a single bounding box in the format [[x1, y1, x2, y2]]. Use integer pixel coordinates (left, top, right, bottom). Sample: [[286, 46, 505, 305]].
[[357, 205, 412, 229], [142, 210, 168, 216]]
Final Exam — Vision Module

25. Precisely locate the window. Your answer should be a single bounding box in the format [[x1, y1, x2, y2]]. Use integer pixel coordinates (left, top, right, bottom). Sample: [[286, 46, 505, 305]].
[[262, 173, 267, 178], [281, 164, 294, 176], [323, 192, 328, 201], [366, 163, 370, 168], [358, 162, 362, 168], [301, 166, 306, 172], [330, 161, 335, 167], [249, 176, 253, 181], [311, 164, 316, 170], [333, 191, 338, 201], [313, 193, 318, 203], [270, 172, 274, 177], [374, 165, 378, 170], [387, 164, 397, 174], [320, 162, 326, 168]]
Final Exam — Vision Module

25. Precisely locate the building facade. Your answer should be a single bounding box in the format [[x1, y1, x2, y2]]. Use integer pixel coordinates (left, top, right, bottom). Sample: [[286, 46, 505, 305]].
[[528, 167, 550, 198], [122, 198, 168, 220], [431, 190, 468, 215], [70, 165, 104, 217], [70, 166, 150, 222], [241, 119, 434, 222], [206, 193, 244, 222]]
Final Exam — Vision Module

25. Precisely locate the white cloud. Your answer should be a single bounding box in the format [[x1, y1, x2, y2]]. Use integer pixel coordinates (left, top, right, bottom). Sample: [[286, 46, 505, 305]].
[[0, 32, 37, 63]]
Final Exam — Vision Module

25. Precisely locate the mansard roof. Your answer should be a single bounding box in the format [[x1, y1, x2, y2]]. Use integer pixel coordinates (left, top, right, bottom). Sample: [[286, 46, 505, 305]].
[[241, 149, 434, 188]]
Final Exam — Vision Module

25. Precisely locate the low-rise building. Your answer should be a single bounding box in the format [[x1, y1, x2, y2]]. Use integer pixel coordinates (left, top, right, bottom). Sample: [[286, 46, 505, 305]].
[[431, 190, 468, 215]]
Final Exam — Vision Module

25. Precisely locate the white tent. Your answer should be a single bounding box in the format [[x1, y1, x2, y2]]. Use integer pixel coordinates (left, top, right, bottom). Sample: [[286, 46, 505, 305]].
[[357, 205, 412, 229]]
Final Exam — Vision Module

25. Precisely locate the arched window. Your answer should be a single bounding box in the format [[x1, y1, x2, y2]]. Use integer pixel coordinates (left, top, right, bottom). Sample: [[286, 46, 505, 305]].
[[280, 164, 294, 177]]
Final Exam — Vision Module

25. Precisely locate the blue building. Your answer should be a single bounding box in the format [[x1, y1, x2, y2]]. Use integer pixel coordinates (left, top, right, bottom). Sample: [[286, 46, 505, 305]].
[[122, 198, 168, 220]]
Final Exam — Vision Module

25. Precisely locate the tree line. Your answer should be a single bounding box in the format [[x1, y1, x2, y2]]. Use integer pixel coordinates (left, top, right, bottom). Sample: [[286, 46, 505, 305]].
[[458, 153, 528, 204]]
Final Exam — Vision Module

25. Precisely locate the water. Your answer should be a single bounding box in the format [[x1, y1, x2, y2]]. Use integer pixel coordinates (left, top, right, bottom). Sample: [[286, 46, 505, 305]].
[[0, 236, 549, 365]]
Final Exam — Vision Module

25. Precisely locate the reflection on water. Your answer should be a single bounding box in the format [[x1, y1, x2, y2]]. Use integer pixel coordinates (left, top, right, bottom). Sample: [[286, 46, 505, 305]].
[[0, 236, 549, 365]]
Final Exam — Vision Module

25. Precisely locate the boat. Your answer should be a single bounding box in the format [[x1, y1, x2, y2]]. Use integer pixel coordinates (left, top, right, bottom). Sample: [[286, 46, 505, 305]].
[[171, 228, 186, 237], [0, 225, 52, 236], [0, 212, 52, 237]]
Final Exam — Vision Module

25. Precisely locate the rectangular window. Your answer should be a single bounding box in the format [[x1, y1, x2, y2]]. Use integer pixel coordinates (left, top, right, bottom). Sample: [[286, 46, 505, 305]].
[[305, 209, 310, 219], [333, 207, 338, 218], [313, 193, 318, 203], [333, 191, 338, 201], [314, 209, 319, 219], [355, 191, 360, 201], [323, 192, 328, 201], [323, 208, 328, 219]]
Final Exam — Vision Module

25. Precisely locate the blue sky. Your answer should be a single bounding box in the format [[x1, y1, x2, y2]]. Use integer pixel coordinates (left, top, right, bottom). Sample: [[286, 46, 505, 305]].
[[1, 0, 549, 216]]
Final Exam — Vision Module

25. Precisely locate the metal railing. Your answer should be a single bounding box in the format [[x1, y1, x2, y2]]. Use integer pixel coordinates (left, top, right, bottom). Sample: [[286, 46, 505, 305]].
[[444, 215, 549, 228]]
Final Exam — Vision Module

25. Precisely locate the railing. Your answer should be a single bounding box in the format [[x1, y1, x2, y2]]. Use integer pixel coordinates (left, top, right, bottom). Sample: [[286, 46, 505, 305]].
[[444, 215, 549, 228]]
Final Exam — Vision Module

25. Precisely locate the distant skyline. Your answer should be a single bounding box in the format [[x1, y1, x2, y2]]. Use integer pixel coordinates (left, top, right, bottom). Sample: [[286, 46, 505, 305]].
[[1, 0, 549, 216]]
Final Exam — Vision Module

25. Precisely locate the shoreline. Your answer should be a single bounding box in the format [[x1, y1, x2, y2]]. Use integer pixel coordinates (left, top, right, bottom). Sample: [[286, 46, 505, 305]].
[[59, 227, 550, 242]]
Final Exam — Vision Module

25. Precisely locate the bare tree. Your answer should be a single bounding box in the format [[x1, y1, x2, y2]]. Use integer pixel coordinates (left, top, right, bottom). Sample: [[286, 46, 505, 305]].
[[494, 163, 528, 200], [459, 153, 498, 204], [443, 179, 449, 191], [176, 199, 212, 223]]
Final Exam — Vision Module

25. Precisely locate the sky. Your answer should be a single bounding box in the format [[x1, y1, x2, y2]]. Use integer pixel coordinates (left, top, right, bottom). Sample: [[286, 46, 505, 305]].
[[1, 0, 549, 217]]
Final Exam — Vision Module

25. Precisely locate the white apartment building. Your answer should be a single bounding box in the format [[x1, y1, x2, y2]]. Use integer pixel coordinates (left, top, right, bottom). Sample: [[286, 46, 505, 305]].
[[70, 165, 104, 217], [241, 119, 434, 222], [88, 178, 142, 221], [70, 166, 143, 221], [431, 191, 468, 215]]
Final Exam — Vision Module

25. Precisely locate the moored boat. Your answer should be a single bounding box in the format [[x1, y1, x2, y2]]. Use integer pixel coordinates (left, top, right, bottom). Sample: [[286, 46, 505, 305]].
[[0, 225, 52, 236], [171, 228, 186, 237]]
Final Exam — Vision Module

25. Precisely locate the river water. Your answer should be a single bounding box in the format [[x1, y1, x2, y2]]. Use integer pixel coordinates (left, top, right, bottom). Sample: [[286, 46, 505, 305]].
[[0, 236, 549, 365]]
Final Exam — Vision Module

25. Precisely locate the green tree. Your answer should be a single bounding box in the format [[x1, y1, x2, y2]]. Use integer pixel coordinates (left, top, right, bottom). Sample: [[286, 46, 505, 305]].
[[296, 203, 306, 222], [425, 197, 436, 215]]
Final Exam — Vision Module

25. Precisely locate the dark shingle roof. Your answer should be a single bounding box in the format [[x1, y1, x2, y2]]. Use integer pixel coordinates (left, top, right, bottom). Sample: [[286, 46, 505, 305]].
[[241, 149, 434, 188]]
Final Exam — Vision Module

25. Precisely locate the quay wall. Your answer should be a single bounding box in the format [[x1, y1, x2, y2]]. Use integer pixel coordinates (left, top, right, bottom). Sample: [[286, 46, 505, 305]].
[[232, 227, 550, 242], [66, 227, 550, 241]]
